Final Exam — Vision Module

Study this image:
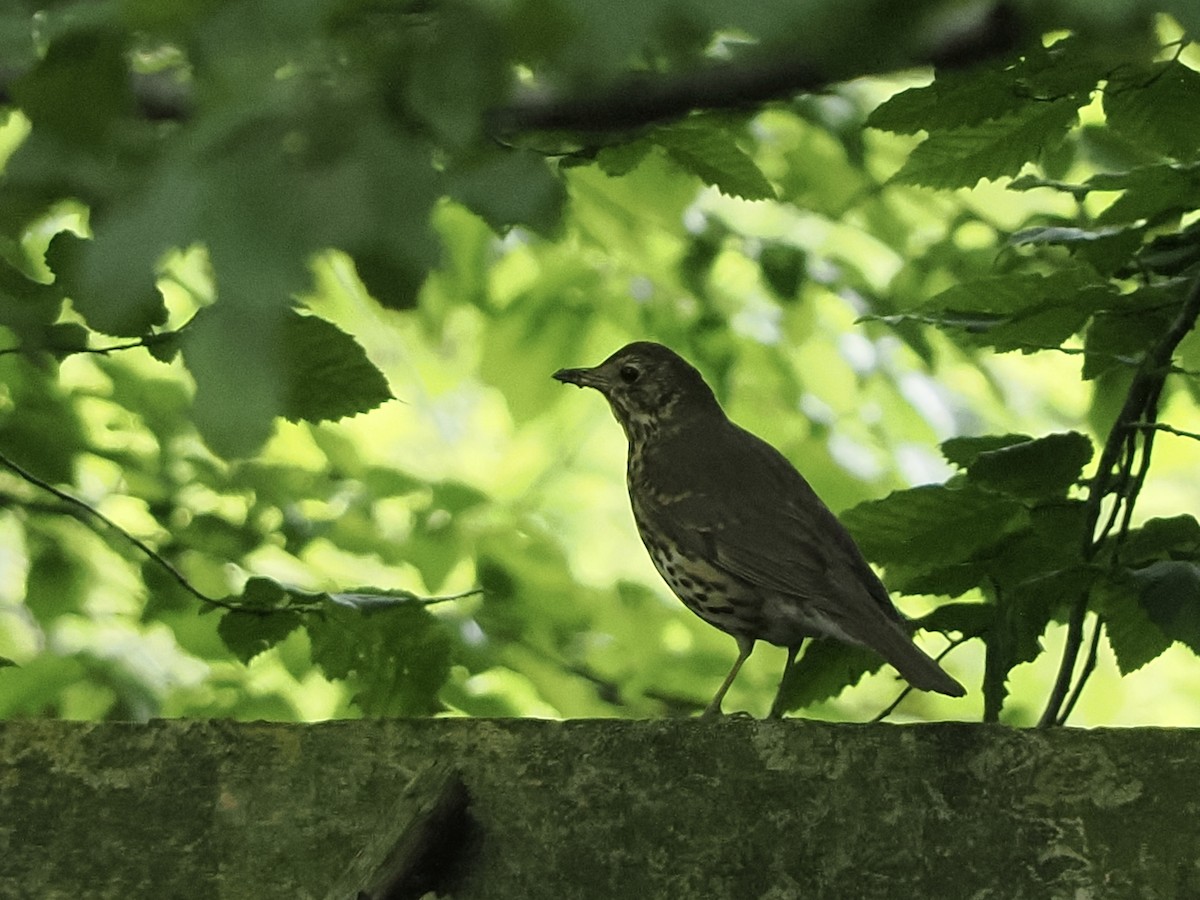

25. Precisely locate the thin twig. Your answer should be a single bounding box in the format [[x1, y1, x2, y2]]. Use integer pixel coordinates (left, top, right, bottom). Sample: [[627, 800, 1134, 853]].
[[1130, 421, 1200, 442], [0, 318, 191, 359], [0, 450, 236, 611]]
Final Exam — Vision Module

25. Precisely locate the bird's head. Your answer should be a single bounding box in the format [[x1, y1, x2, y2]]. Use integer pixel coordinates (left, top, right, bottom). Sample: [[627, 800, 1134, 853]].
[[553, 342, 721, 440]]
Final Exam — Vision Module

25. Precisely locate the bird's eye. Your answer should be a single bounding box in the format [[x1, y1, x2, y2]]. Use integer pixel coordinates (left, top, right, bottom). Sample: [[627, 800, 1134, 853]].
[[619, 364, 641, 384]]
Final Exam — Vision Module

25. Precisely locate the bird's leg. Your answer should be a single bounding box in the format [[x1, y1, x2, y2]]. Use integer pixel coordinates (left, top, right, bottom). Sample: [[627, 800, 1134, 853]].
[[702, 636, 755, 718], [767, 641, 804, 719]]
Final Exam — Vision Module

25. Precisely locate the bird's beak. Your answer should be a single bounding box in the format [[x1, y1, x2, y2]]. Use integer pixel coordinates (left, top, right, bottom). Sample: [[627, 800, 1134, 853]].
[[552, 366, 605, 389]]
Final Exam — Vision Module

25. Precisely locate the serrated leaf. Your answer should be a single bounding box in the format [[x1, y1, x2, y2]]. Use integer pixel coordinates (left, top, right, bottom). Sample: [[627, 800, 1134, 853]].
[[237, 575, 298, 610], [9, 26, 132, 144], [1007, 174, 1091, 199], [891, 98, 1080, 189], [1007, 224, 1133, 247], [842, 483, 1026, 568], [181, 304, 284, 458], [655, 121, 776, 201], [1132, 560, 1200, 657], [966, 431, 1093, 500], [1096, 574, 1172, 675], [868, 67, 1027, 135], [922, 269, 1106, 315], [307, 600, 451, 715], [1006, 223, 1145, 273], [1082, 302, 1173, 380], [280, 311, 392, 424], [1104, 61, 1200, 161], [329, 587, 480, 611], [1092, 162, 1200, 225]]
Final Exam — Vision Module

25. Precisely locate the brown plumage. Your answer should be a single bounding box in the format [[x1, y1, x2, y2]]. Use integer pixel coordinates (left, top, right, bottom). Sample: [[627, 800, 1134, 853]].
[[553, 341, 965, 717]]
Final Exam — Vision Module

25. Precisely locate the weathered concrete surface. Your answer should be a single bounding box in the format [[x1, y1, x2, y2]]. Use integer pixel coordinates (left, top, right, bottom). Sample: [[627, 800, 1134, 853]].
[[0, 719, 1195, 899]]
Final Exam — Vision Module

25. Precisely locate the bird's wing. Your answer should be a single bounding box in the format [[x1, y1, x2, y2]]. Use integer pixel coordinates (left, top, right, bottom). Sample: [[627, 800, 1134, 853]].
[[636, 422, 965, 697], [639, 422, 901, 623]]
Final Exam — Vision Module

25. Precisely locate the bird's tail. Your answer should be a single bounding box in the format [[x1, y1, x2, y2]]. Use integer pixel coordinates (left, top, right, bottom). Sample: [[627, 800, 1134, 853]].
[[867, 618, 966, 697]]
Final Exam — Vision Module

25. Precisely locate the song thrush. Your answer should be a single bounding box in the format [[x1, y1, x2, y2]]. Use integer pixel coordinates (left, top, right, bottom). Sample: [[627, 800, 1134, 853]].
[[553, 341, 965, 717]]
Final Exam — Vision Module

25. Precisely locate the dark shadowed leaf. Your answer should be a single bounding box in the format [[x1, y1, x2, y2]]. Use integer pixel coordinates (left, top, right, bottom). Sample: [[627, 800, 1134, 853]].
[[280, 312, 392, 424], [842, 483, 1026, 567], [966, 431, 1093, 500], [655, 120, 776, 201], [941, 434, 1033, 469], [773, 640, 884, 712], [1133, 560, 1200, 657], [1096, 575, 1173, 675], [218, 609, 303, 664]]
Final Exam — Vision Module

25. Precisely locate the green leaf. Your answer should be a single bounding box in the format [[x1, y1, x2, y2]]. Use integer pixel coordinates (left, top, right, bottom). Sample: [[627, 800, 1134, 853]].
[[1091, 162, 1200, 225], [307, 600, 451, 716], [1006, 223, 1144, 274], [9, 26, 132, 145], [655, 121, 776, 201], [447, 149, 566, 235], [842, 483, 1026, 568], [921, 269, 1108, 315], [758, 244, 806, 300], [1118, 515, 1200, 565], [773, 641, 884, 712], [1161, 0, 1200, 33], [891, 99, 1081, 189], [898, 269, 1117, 353], [181, 305, 285, 458], [595, 141, 653, 176], [914, 602, 992, 638], [45, 231, 167, 338], [280, 312, 392, 424], [1096, 574, 1172, 675], [941, 434, 1032, 469], [1132, 560, 1200, 657], [1104, 61, 1200, 161], [868, 67, 1027, 135], [966, 431, 1093, 500], [218, 609, 303, 664]]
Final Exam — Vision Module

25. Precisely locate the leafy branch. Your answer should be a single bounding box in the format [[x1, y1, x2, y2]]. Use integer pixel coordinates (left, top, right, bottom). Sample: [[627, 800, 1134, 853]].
[[0, 2, 1024, 137], [1039, 269, 1200, 726], [0, 448, 477, 621], [0, 315, 194, 360], [0, 448, 238, 611]]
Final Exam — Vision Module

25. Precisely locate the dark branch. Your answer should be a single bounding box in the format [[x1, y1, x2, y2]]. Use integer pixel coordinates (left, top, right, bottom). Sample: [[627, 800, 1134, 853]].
[[0, 4, 1024, 136], [489, 3, 1023, 134], [1038, 269, 1200, 727]]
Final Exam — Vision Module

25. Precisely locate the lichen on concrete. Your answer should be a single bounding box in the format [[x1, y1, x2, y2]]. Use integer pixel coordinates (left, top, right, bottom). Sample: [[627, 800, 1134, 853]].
[[1, 719, 1197, 899]]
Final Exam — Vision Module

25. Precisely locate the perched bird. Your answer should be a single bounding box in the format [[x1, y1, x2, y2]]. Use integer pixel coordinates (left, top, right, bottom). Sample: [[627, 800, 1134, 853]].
[[553, 341, 965, 717]]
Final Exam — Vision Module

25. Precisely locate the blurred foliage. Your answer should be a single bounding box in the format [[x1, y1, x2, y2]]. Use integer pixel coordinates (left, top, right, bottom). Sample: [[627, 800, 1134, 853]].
[[0, 1, 1199, 725]]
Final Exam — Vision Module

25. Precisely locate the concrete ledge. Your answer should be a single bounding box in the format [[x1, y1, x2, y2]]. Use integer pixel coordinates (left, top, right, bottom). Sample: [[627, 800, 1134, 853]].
[[1, 719, 1195, 898]]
